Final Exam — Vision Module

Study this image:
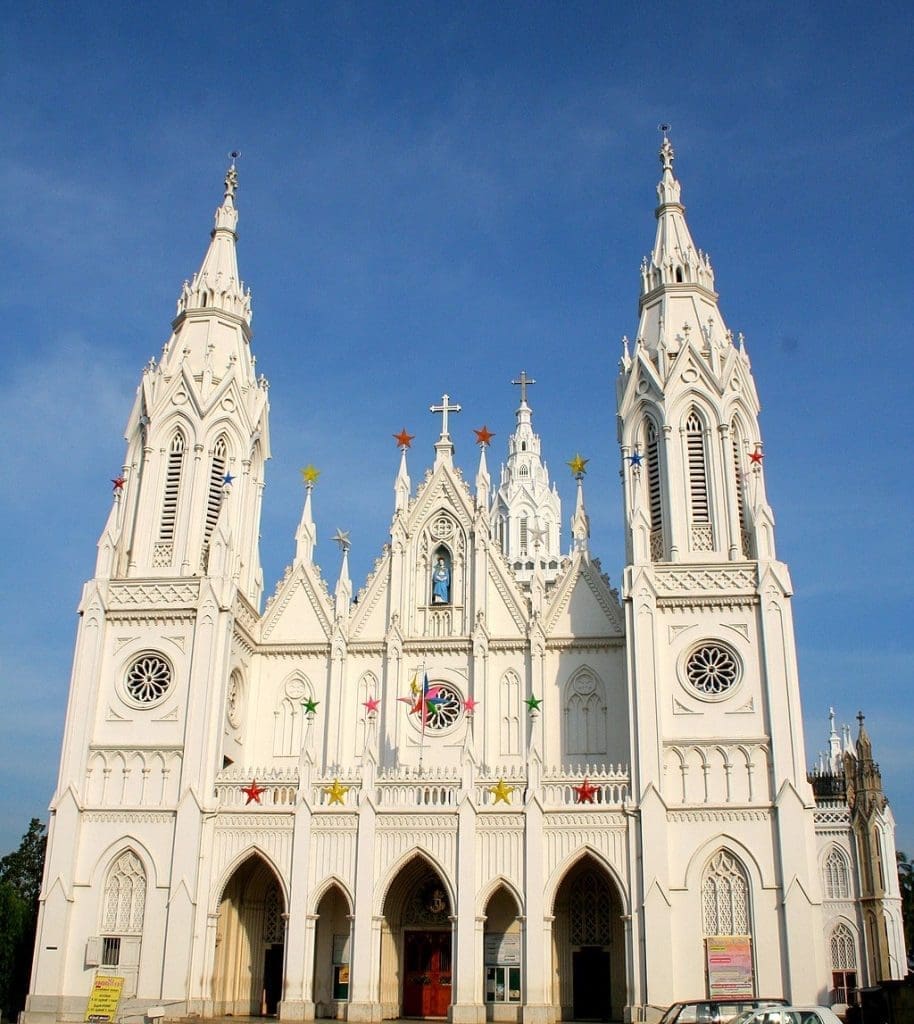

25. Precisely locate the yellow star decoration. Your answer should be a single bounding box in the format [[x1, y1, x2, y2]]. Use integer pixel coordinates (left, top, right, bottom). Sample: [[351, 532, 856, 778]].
[[300, 464, 321, 485], [489, 779, 515, 804], [324, 779, 350, 805], [567, 453, 589, 476]]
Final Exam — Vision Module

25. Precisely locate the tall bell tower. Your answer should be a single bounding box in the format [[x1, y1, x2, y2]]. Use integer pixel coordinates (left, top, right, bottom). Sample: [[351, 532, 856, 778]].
[[617, 133, 826, 1005]]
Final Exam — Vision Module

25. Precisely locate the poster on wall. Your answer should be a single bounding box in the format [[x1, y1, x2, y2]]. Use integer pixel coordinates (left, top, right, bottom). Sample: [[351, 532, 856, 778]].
[[484, 933, 521, 965], [85, 976, 125, 1022], [706, 936, 754, 998]]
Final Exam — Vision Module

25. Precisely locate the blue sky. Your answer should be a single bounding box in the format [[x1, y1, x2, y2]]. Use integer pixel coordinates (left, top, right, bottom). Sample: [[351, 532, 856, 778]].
[[1, 3, 912, 857]]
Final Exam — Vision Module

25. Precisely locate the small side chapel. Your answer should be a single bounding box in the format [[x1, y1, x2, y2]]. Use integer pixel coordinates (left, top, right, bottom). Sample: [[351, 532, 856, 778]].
[[25, 139, 905, 1024]]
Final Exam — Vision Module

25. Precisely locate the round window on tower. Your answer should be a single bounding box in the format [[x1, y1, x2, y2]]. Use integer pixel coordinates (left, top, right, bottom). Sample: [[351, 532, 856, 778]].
[[122, 652, 173, 708], [682, 642, 741, 700]]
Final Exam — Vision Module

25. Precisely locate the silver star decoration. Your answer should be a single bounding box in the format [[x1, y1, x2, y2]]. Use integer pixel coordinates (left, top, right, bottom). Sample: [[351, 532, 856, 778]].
[[530, 525, 548, 547], [332, 528, 351, 552]]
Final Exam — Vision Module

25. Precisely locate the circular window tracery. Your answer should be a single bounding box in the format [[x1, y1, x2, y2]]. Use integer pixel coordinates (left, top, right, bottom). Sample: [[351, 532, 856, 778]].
[[125, 653, 172, 705], [685, 643, 740, 697], [424, 682, 463, 731]]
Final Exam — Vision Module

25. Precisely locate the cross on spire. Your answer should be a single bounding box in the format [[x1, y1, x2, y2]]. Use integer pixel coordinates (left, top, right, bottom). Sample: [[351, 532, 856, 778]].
[[512, 370, 536, 405], [430, 393, 461, 437]]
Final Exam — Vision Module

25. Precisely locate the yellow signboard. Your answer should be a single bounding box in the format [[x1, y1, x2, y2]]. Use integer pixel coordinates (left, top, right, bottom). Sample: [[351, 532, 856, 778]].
[[85, 975, 125, 1022]]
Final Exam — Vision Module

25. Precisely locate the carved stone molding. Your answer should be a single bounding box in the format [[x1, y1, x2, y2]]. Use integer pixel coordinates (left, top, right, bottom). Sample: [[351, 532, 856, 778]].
[[107, 581, 201, 608], [653, 566, 758, 594], [83, 811, 175, 824], [666, 808, 770, 824]]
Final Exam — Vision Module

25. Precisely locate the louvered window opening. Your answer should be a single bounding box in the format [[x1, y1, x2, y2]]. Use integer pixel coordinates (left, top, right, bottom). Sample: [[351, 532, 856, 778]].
[[646, 422, 662, 529], [686, 412, 710, 524], [204, 438, 228, 543], [159, 433, 185, 540], [519, 517, 528, 555], [731, 431, 747, 532]]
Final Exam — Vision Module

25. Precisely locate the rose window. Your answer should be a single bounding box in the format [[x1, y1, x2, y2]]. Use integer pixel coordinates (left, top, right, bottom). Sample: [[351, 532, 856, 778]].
[[686, 644, 740, 696], [424, 683, 463, 730], [125, 654, 172, 705]]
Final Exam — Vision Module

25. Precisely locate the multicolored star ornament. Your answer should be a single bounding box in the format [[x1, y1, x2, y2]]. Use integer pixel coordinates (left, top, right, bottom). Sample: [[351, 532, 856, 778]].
[[474, 425, 495, 446], [567, 453, 589, 476], [241, 779, 266, 805], [573, 779, 599, 804], [749, 447, 764, 465], [393, 428, 415, 448], [363, 697, 381, 713], [111, 476, 125, 491], [301, 698, 320, 714], [525, 694, 543, 712], [223, 472, 235, 486], [489, 779, 515, 804], [626, 451, 643, 467], [324, 779, 350, 805], [300, 464, 321, 485], [463, 696, 479, 715]]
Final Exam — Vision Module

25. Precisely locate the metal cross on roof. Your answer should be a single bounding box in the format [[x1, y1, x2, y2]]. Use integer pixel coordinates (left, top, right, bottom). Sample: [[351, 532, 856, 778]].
[[430, 393, 461, 437], [511, 369, 536, 404]]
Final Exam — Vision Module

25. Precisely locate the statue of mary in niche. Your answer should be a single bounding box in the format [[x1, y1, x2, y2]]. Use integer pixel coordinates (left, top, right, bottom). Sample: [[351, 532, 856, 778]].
[[431, 555, 451, 604]]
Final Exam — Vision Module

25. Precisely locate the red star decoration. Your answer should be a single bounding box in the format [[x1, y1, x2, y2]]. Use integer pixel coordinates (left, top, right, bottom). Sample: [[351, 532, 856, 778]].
[[393, 428, 415, 449], [749, 448, 764, 465], [241, 779, 266, 805], [111, 476, 125, 491], [474, 425, 495, 446], [463, 696, 479, 715], [363, 697, 381, 713], [573, 779, 598, 804]]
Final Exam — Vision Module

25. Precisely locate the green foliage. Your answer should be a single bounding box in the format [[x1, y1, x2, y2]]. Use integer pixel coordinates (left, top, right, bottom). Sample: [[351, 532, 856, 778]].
[[0, 819, 47, 1021], [898, 850, 914, 955]]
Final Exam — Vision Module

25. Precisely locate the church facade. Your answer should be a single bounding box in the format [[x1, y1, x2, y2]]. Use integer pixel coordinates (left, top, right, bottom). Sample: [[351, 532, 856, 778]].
[[26, 139, 906, 1024]]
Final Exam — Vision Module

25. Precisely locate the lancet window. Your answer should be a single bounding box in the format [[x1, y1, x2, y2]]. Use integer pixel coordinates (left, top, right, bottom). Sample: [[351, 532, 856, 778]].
[[731, 421, 750, 555], [824, 848, 851, 900], [644, 418, 664, 560], [830, 923, 858, 1005], [685, 410, 713, 550], [102, 850, 146, 935], [564, 670, 607, 756], [499, 671, 521, 756], [159, 430, 186, 541], [701, 850, 750, 936]]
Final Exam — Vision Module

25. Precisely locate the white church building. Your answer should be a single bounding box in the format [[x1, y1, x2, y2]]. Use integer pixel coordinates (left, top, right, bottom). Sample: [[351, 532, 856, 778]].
[[25, 137, 906, 1024]]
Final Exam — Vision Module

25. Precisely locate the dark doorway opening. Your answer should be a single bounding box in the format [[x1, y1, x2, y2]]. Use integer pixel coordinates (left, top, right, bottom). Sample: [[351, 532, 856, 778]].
[[572, 947, 610, 1020], [262, 944, 284, 1015]]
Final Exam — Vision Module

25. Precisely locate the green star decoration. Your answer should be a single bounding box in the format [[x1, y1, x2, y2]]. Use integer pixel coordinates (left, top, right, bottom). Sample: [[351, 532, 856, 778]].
[[525, 695, 543, 712], [302, 698, 320, 714]]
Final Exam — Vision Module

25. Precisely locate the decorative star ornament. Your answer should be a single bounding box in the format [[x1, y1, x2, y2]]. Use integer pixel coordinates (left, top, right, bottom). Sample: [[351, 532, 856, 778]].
[[530, 525, 547, 547], [574, 779, 599, 804], [749, 447, 764, 465], [324, 779, 350, 805], [241, 779, 266, 805], [474, 425, 495, 446], [222, 472, 235, 486], [363, 697, 381, 713], [300, 464, 321, 485], [301, 698, 320, 714], [627, 452, 643, 467], [463, 696, 479, 715], [525, 694, 543, 712], [490, 779, 515, 804], [111, 476, 125, 491], [332, 528, 351, 551], [567, 453, 589, 476], [393, 428, 415, 449]]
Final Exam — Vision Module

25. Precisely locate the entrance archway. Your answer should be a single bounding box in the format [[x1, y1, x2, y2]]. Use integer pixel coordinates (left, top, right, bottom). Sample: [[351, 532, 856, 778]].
[[213, 854, 286, 1016], [380, 855, 453, 1019], [312, 884, 352, 1017], [551, 856, 625, 1021]]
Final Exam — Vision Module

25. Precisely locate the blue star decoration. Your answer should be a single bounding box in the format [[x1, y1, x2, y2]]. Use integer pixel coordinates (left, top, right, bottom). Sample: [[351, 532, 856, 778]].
[[223, 472, 235, 486], [627, 452, 643, 466]]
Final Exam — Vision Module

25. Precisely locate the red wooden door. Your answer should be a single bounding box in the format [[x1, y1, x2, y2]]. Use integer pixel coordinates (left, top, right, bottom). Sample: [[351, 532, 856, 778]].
[[403, 931, 452, 1017]]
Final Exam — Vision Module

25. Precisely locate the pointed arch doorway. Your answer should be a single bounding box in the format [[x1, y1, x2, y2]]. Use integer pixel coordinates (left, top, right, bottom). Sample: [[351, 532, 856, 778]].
[[552, 856, 626, 1021], [380, 856, 453, 1019], [213, 854, 286, 1016]]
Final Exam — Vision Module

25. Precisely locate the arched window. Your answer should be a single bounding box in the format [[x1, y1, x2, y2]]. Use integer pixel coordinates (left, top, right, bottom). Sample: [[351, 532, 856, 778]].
[[824, 848, 851, 899], [644, 418, 664, 560], [100, 850, 147, 996], [702, 850, 750, 936], [273, 677, 311, 756], [519, 517, 529, 555], [159, 430, 186, 541], [686, 409, 713, 551], [830, 923, 858, 1005], [730, 420, 749, 555], [204, 436, 228, 543], [564, 670, 607, 756]]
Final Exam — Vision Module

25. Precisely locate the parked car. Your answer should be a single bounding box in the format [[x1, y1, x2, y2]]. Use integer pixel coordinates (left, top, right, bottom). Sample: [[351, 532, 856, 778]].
[[659, 998, 788, 1024], [731, 1008, 843, 1024]]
